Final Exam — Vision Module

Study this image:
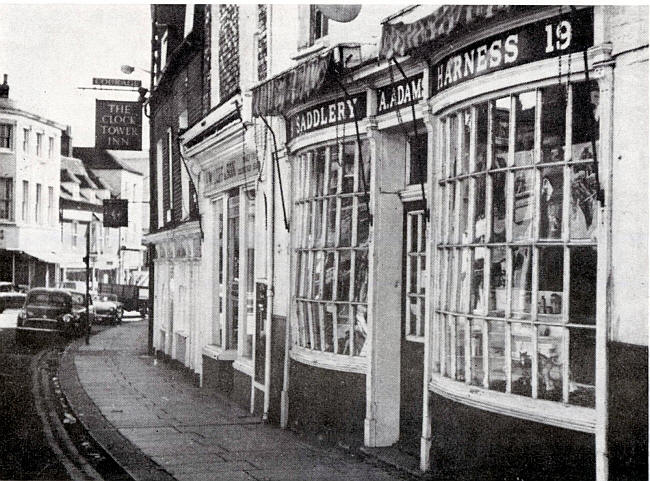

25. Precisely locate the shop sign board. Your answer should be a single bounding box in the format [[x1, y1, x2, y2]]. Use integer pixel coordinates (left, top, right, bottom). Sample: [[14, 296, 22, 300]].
[[287, 92, 367, 140], [376, 72, 424, 115], [93, 77, 141, 88], [431, 8, 593, 95], [204, 153, 260, 192], [95, 100, 142, 151]]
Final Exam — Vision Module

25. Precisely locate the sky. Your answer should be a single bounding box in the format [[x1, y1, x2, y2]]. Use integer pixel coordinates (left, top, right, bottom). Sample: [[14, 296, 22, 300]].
[[0, 4, 151, 151]]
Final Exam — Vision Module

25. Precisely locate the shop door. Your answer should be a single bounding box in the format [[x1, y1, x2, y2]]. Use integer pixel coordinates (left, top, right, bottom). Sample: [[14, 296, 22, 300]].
[[399, 201, 427, 453], [226, 193, 240, 350]]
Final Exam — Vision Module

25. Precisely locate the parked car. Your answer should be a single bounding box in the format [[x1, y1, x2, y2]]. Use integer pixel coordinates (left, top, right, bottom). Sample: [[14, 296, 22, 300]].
[[16, 288, 94, 342], [0, 282, 26, 312], [93, 293, 123, 325]]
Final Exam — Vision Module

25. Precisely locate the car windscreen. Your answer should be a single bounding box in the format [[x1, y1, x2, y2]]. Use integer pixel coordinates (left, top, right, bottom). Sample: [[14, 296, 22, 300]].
[[0, 284, 13, 293], [98, 295, 117, 302], [27, 292, 69, 306]]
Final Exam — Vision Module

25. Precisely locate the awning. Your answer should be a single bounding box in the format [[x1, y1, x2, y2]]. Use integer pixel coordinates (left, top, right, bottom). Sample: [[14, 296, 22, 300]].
[[379, 5, 536, 59], [5, 247, 61, 264], [252, 48, 336, 117]]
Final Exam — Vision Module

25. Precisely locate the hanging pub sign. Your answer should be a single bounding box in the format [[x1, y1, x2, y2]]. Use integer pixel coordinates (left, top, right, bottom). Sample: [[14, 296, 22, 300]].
[[95, 100, 142, 150], [103, 199, 129, 228], [376, 72, 424, 115], [431, 7, 593, 95], [287, 92, 367, 140]]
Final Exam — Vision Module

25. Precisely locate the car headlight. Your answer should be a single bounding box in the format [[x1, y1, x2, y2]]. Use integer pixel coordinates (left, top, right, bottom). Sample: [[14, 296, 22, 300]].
[[62, 314, 74, 323]]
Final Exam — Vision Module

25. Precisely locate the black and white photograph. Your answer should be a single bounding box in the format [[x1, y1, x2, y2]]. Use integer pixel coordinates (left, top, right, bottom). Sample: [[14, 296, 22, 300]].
[[0, 4, 647, 480]]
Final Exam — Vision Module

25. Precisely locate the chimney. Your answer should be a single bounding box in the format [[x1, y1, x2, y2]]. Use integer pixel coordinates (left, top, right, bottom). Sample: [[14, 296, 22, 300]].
[[61, 125, 73, 157], [0, 74, 8, 99]]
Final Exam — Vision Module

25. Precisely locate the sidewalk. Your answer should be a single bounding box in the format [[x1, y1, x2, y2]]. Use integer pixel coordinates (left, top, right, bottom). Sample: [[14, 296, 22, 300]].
[[59, 321, 407, 481]]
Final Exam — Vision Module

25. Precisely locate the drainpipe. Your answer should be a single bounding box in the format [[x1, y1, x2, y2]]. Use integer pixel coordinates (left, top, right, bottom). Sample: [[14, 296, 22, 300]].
[[262, 122, 275, 422]]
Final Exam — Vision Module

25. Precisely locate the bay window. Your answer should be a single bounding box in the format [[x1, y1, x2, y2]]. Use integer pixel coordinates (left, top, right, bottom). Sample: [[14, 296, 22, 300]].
[[434, 80, 599, 410], [0, 178, 13, 220], [292, 139, 370, 358]]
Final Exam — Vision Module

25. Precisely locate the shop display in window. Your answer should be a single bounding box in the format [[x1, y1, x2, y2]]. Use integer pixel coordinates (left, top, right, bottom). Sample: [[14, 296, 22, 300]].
[[435, 80, 598, 409]]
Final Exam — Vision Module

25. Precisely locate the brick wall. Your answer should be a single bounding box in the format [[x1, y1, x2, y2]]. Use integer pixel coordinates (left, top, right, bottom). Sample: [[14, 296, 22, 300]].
[[257, 5, 268, 81], [202, 5, 211, 116], [219, 4, 240, 103]]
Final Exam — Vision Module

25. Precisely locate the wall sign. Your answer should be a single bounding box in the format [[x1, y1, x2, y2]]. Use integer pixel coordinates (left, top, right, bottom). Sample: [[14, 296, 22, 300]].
[[95, 100, 142, 150], [205, 154, 260, 191], [93, 77, 141, 88], [103, 199, 128, 228], [288, 92, 367, 140], [431, 8, 593, 95], [376, 72, 424, 115]]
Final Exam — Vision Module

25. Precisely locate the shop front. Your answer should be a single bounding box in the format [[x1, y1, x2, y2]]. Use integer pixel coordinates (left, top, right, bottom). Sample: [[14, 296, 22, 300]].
[[380, 5, 647, 480]]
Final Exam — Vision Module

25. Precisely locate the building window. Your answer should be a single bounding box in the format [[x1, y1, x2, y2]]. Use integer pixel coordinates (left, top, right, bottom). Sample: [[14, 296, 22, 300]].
[[409, 134, 428, 185], [21, 180, 28, 222], [35, 183, 42, 224], [160, 29, 168, 72], [23, 128, 29, 153], [433, 81, 599, 409], [166, 129, 173, 218], [47, 186, 53, 224], [36, 132, 43, 157], [293, 140, 370, 357], [310, 5, 328, 44], [0, 124, 13, 150], [48, 136, 54, 159], [72, 221, 78, 247], [156, 138, 164, 228], [405, 209, 427, 339], [0, 178, 13, 220]]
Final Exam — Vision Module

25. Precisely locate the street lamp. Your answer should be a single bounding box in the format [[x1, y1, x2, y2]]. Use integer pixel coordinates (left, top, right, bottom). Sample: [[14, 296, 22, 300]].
[[121, 64, 151, 75]]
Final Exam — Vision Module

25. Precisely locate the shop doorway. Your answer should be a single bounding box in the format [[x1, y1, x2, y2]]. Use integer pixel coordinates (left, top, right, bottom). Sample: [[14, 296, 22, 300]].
[[399, 200, 427, 454], [227, 192, 240, 350]]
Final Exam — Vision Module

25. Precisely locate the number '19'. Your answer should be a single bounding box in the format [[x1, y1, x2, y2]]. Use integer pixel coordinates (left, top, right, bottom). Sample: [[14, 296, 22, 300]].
[[545, 20, 572, 53]]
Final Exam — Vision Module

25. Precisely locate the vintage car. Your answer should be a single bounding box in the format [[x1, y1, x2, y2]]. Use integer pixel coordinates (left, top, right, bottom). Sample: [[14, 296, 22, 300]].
[[16, 288, 94, 341], [0, 282, 27, 312], [93, 293, 123, 325]]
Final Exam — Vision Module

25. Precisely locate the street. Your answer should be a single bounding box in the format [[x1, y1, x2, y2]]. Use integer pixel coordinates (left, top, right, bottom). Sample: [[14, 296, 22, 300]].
[[0, 311, 69, 480]]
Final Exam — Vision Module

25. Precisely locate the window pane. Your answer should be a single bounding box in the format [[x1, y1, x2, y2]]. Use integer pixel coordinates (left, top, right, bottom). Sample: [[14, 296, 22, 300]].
[[303, 302, 312, 348], [339, 197, 352, 247], [489, 247, 506, 317], [569, 247, 597, 325], [572, 81, 600, 162], [456, 317, 466, 381], [323, 305, 335, 353], [312, 251, 323, 300], [470, 247, 486, 314], [337, 304, 350, 354], [488, 321, 506, 392], [448, 182, 457, 243], [325, 198, 337, 247], [360, 140, 370, 193], [512, 169, 534, 240], [337, 250, 351, 301], [475, 103, 488, 172], [541, 85, 567, 163], [342, 142, 355, 194], [353, 249, 368, 302], [538, 247, 563, 319], [570, 163, 598, 240], [409, 134, 427, 185], [353, 304, 367, 356], [539, 167, 563, 239], [305, 201, 313, 244], [449, 114, 458, 177], [311, 303, 322, 351], [537, 325, 563, 401], [461, 109, 471, 174], [493, 96, 511, 168], [444, 316, 453, 377], [459, 180, 470, 243], [313, 200, 323, 247], [569, 327, 595, 408], [473, 175, 486, 243], [323, 252, 335, 300], [312, 148, 326, 197], [328, 146, 339, 194], [296, 302, 305, 346], [356, 199, 369, 247], [511, 323, 532, 397], [295, 250, 302, 296], [408, 297, 417, 336], [470, 319, 483, 386], [491, 172, 506, 242], [514, 92, 535, 166], [511, 247, 532, 319]]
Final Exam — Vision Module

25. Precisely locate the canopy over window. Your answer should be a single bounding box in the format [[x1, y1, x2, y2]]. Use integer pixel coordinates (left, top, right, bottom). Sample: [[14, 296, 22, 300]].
[[379, 5, 541, 59], [251, 48, 336, 118]]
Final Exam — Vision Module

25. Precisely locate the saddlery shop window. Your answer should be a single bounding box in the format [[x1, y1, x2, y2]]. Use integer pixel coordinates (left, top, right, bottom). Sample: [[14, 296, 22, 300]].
[[434, 80, 599, 408], [293, 140, 370, 357]]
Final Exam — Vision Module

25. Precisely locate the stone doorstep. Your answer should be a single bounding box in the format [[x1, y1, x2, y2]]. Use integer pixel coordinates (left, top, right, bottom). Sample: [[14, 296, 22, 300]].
[[359, 445, 424, 479]]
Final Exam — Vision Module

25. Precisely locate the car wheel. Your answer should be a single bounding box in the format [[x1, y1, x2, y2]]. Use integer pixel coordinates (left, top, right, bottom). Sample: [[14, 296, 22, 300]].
[[15, 330, 26, 345]]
